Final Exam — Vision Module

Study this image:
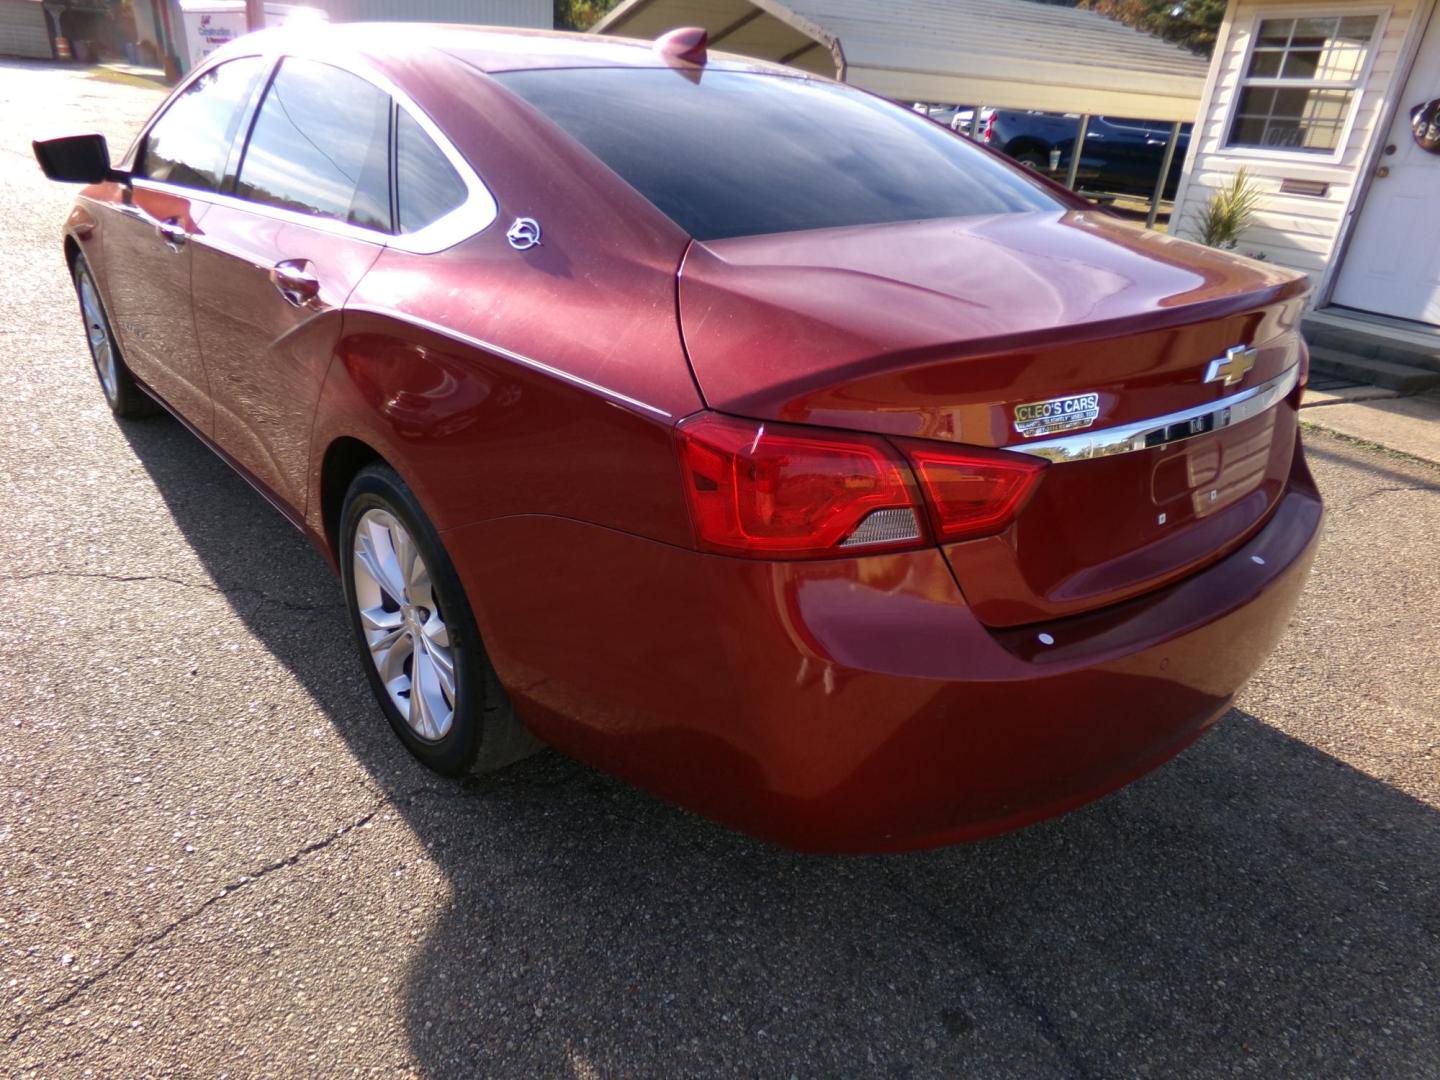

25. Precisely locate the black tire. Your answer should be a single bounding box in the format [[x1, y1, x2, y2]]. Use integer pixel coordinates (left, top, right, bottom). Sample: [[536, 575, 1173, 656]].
[[1013, 149, 1048, 170], [339, 463, 541, 774], [73, 254, 158, 419]]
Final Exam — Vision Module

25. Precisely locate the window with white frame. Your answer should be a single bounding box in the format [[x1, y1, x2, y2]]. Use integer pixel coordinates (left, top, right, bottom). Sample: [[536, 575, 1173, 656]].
[[1228, 14, 1381, 153]]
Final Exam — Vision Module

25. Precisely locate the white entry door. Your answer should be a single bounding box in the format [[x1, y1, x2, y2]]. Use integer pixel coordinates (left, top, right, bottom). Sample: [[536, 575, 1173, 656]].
[[1332, 9, 1440, 326]]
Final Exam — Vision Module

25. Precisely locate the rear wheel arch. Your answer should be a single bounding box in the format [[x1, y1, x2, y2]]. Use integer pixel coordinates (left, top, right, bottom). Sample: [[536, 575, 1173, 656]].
[[319, 436, 386, 558], [337, 459, 543, 772]]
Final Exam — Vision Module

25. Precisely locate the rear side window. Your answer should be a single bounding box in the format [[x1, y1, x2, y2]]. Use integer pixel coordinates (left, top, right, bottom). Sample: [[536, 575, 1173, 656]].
[[236, 57, 391, 231], [497, 68, 1062, 240], [140, 57, 265, 191], [396, 110, 467, 234]]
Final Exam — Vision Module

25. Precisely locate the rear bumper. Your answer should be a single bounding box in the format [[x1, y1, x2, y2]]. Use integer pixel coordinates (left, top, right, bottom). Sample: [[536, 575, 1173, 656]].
[[447, 450, 1322, 853]]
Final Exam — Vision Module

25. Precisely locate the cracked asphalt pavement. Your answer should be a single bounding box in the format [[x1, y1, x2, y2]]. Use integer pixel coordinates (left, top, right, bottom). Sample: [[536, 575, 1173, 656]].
[[2, 59, 1438, 1079]]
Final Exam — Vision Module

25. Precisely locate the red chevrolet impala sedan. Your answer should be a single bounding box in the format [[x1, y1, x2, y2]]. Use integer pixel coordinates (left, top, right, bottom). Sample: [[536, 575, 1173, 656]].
[[35, 24, 1322, 852]]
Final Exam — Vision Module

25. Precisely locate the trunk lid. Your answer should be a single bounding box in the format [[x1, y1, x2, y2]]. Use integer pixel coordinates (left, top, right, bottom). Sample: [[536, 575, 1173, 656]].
[[678, 211, 1310, 626]]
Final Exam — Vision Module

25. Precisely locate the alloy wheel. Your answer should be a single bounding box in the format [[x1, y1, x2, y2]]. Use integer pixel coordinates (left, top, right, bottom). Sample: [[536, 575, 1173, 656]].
[[351, 508, 457, 741], [78, 272, 118, 403]]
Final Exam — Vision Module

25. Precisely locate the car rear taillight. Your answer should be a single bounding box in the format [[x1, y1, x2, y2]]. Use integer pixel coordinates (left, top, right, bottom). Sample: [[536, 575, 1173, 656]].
[[676, 413, 925, 558], [898, 441, 1046, 543], [982, 112, 995, 142], [675, 413, 1048, 559]]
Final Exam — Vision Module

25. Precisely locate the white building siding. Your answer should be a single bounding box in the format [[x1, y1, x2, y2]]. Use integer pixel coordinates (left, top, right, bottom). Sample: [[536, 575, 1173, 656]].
[[1171, 0, 1423, 281], [0, 0, 51, 59]]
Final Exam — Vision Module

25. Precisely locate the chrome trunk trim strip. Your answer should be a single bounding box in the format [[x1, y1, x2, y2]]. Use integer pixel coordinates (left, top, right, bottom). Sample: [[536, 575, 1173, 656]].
[[1009, 364, 1301, 463]]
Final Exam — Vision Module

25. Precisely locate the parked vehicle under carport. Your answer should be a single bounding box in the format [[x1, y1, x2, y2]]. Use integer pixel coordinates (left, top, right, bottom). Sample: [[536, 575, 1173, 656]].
[[984, 110, 1193, 198]]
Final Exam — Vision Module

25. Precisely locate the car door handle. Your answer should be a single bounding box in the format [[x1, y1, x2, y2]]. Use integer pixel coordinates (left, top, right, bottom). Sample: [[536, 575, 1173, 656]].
[[269, 259, 320, 308], [116, 203, 187, 249], [157, 218, 188, 251]]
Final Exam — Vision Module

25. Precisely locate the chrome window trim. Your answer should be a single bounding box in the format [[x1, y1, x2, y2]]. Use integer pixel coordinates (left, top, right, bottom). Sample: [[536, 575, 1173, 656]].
[[131, 176, 392, 246], [358, 61, 498, 254], [124, 46, 497, 254], [1009, 364, 1301, 464]]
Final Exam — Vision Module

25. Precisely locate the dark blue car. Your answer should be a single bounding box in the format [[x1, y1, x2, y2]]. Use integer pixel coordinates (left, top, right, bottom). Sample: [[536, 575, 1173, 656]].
[[981, 111, 1192, 198]]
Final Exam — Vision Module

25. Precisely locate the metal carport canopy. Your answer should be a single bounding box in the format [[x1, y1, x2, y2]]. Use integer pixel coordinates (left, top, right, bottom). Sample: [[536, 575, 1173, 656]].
[[591, 0, 1209, 124]]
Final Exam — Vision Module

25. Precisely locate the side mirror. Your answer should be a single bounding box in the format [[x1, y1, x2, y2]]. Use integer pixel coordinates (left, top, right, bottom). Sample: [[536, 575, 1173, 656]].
[[32, 133, 127, 184]]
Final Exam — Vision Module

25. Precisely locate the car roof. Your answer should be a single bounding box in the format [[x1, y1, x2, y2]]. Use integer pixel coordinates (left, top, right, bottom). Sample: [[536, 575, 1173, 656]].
[[238, 22, 803, 77]]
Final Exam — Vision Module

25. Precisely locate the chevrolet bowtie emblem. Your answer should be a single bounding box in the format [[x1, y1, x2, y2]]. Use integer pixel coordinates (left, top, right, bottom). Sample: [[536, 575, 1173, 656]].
[[1204, 344, 1257, 387]]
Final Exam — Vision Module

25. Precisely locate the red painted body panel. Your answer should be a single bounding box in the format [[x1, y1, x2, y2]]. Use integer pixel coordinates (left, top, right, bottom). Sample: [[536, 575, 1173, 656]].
[[678, 212, 1307, 443], [948, 398, 1301, 625], [314, 304, 693, 544], [308, 46, 699, 541], [446, 441, 1321, 852], [49, 26, 1325, 850], [679, 212, 1311, 625], [435, 26, 797, 75], [100, 185, 215, 432], [191, 203, 383, 511]]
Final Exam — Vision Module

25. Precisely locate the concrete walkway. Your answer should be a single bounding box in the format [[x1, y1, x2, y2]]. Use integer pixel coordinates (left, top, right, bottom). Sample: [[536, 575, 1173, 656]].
[[1300, 388, 1440, 466]]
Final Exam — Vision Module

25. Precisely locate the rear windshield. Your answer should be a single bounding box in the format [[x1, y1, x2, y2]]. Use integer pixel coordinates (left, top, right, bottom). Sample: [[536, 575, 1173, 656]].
[[495, 68, 1062, 240]]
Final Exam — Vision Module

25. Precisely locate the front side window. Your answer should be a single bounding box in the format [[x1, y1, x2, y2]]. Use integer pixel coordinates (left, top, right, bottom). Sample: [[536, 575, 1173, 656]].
[[140, 57, 265, 190], [1228, 15, 1380, 153], [496, 68, 1061, 241], [236, 57, 391, 231], [396, 110, 467, 234]]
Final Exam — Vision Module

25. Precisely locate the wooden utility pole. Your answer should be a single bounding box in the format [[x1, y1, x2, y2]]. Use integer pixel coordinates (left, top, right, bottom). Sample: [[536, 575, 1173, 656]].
[[245, 0, 265, 32]]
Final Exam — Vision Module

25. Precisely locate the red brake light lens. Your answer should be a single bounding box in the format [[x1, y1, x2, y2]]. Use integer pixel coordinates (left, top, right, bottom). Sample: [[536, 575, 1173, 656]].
[[676, 413, 924, 558], [899, 442, 1046, 543]]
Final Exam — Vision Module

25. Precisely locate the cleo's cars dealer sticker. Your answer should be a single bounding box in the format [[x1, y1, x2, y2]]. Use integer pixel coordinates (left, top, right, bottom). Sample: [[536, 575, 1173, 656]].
[[1013, 392, 1101, 438]]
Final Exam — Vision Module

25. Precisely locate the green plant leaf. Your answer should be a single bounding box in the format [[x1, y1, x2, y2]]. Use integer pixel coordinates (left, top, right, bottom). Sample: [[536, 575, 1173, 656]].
[[1200, 168, 1262, 249]]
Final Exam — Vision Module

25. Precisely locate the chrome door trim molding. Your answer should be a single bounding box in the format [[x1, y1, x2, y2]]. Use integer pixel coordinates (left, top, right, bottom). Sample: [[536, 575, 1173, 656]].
[[1009, 364, 1301, 463], [132, 177, 393, 247]]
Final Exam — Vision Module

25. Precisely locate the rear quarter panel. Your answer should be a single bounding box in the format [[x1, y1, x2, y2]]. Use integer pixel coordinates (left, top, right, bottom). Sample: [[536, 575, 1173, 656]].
[[308, 48, 701, 547]]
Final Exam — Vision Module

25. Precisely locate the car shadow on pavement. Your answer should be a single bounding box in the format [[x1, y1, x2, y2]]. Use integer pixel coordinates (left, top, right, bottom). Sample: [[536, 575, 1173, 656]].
[[118, 413, 1440, 1078]]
